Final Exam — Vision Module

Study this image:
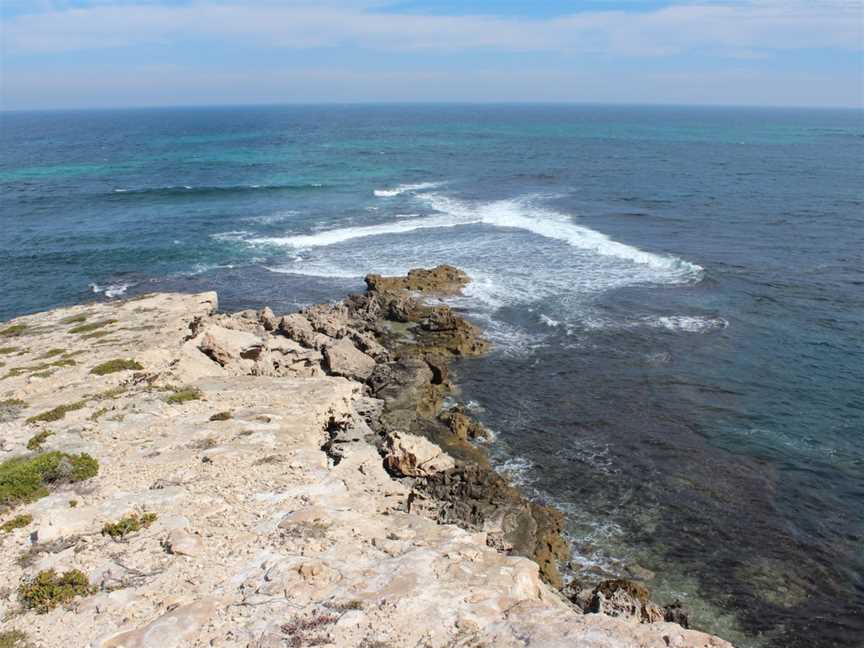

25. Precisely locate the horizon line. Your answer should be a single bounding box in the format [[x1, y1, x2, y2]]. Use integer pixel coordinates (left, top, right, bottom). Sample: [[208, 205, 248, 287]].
[[2, 100, 862, 114]]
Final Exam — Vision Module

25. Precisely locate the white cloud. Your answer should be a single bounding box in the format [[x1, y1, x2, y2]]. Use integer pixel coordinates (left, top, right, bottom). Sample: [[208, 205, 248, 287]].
[[2, 0, 862, 56]]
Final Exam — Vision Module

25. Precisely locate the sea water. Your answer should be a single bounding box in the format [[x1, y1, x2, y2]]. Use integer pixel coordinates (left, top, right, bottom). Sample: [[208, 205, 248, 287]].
[[1, 105, 862, 646]]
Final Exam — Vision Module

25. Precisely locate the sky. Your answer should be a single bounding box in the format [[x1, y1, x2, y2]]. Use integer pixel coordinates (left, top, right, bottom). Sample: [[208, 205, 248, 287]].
[[1, 0, 862, 110]]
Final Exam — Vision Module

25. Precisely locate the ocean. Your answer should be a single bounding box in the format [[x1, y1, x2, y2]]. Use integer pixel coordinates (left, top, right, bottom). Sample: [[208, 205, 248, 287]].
[[1, 104, 862, 647]]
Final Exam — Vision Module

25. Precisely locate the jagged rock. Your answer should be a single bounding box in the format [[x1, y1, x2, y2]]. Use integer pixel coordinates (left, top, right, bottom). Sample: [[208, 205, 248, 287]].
[[413, 463, 568, 589], [365, 265, 470, 295], [442, 407, 489, 441], [303, 303, 351, 338], [258, 306, 278, 331], [198, 325, 263, 367], [322, 338, 376, 381], [383, 431, 455, 477], [415, 306, 490, 357], [587, 579, 666, 624], [278, 313, 317, 347], [664, 600, 691, 628]]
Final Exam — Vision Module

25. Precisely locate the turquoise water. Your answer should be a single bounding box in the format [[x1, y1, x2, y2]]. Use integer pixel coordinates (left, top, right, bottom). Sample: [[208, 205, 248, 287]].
[[1, 105, 862, 646]]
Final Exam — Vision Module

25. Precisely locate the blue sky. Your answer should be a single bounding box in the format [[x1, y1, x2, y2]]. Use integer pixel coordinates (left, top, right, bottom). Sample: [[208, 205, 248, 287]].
[[1, 0, 862, 109]]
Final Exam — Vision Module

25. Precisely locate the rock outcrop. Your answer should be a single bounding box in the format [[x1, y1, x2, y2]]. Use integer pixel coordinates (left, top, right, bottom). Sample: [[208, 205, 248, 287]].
[[0, 271, 733, 648]]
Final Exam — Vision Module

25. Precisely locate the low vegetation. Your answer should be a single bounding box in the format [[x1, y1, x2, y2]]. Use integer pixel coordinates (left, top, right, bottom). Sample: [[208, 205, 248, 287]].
[[209, 410, 232, 421], [69, 319, 117, 335], [26, 430, 54, 451], [0, 451, 99, 509], [0, 325, 27, 338], [38, 348, 65, 358], [90, 358, 143, 375], [18, 569, 95, 613], [1, 514, 33, 533], [101, 512, 157, 540], [0, 629, 33, 648], [0, 346, 20, 355], [59, 313, 89, 325], [166, 387, 203, 404], [26, 399, 88, 424]]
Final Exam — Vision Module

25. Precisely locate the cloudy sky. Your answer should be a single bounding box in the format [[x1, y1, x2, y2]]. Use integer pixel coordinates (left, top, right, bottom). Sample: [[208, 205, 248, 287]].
[[1, 0, 862, 109]]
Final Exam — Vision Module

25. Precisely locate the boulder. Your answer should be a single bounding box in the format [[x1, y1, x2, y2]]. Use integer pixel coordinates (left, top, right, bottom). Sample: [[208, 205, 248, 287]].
[[383, 431, 455, 477], [278, 313, 317, 347], [198, 325, 264, 367], [322, 338, 376, 381], [258, 307, 278, 331], [164, 528, 204, 557], [442, 408, 489, 441]]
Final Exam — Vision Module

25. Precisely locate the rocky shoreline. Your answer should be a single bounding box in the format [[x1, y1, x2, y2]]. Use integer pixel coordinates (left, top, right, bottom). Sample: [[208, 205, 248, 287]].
[[0, 266, 732, 647]]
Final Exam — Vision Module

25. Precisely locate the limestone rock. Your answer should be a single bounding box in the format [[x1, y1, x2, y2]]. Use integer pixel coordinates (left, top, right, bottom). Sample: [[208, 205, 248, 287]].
[[100, 599, 217, 648], [198, 325, 264, 367], [164, 528, 204, 557], [258, 307, 278, 331], [322, 338, 376, 381], [278, 313, 317, 347], [384, 431, 455, 477], [365, 265, 470, 295], [587, 579, 666, 624]]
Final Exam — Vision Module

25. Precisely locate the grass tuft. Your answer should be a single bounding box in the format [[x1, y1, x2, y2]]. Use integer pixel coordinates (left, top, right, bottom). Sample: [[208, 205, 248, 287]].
[[0, 325, 27, 338], [0, 346, 20, 355], [209, 410, 232, 421], [59, 313, 88, 325], [26, 430, 54, 451], [101, 512, 157, 540], [166, 387, 203, 405], [26, 399, 88, 424], [0, 629, 33, 648], [38, 349, 65, 359], [90, 358, 143, 375], [1, 513, 33, 533], [0, 451, 99, 509], [18, 569, 95, 613], [69, 319, 117, 335]]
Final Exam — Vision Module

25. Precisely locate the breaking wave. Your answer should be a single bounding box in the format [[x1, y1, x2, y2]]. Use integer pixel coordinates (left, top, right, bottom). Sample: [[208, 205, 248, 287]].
[[373, 182, 442, 197], [250, 193, 703, 283]]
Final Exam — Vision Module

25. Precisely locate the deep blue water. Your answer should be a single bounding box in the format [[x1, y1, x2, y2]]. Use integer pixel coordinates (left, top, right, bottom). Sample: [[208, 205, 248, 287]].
[[1, 105, 862, 646]]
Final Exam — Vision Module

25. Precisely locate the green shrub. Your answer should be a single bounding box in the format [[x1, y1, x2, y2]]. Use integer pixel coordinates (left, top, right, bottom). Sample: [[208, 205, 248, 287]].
[[69, 319, 116, 335], [101, 512, 157, 540], [1, 514, 33, 533], [18, 569, 95, 613], [26, 430, 54, 451], [90, 359, 143, 375], [209, 410, 232, 421], [167, 387, 202, 404], [26, 399, 88, 424], [0, 325, 26, 338], [0, 451, 99, 509], [59, 313, 88, 325], [0, 629, 33, 648]]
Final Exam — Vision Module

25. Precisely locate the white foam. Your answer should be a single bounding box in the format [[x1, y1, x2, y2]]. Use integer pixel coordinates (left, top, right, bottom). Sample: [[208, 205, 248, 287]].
[[90, 282, 130, 298], [495, 456, 534, 488], [373, 182, 441, 197], [421, 194, 704, 279], [540, 314, 561, 328], [249, 194, 702, 284], [644, 315, 728, 333]]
